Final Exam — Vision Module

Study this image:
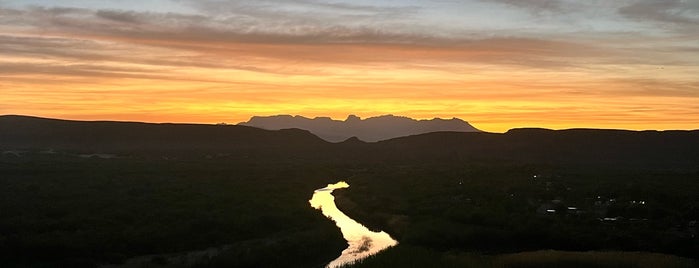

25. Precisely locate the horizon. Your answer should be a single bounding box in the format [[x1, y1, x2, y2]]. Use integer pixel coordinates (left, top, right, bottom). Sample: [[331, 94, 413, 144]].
[[1, 1, 698, 132], [2, 113, 698, 134]]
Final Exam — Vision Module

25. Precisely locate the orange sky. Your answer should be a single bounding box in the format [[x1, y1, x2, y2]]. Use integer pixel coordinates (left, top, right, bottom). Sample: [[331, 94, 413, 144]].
[[1, 1, 698, 132]]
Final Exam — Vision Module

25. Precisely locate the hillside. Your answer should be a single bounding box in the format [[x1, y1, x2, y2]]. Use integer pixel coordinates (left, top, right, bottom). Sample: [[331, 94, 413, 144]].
[[368, 128, 699, 169], [0, 115, 328, 157]]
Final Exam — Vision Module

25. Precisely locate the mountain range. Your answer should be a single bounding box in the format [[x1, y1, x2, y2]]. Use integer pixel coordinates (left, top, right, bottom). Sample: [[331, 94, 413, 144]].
[[2, 115, 699, 169], [238, 114, 480, 142]]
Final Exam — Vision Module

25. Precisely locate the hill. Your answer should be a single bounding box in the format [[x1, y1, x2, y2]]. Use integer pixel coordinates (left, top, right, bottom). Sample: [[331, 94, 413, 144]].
[[0, 115, 328, 157], [2, 115, 698, 168]]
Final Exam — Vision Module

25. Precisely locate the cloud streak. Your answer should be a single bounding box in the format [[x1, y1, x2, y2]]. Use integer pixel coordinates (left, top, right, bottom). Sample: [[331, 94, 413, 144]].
[[487, 0, 566, 13], [0, 5, 621, 70], [619, 0, 699, 28]]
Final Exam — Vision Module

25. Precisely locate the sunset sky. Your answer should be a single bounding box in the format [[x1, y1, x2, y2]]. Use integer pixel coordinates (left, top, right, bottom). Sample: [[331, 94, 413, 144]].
[[1, 0, 698, 132]]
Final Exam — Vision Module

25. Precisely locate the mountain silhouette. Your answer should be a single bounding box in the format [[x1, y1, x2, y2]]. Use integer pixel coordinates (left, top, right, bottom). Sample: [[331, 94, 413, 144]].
[[0, 115, 327, 157], [2, 115, 698, 169], [238, 114, 481, 142]]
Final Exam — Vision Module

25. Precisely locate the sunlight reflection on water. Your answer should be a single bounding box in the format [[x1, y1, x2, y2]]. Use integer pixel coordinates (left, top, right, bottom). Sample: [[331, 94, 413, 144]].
[[310, 181, 398, 268]]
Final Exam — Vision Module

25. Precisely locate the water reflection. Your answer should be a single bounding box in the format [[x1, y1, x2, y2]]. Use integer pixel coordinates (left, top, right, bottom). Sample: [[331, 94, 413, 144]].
[[310, 181, 398, 268]]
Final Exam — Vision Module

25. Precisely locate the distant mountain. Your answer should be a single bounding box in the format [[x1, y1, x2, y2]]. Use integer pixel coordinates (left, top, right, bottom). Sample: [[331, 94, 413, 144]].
[[238, 114, 481, 142]]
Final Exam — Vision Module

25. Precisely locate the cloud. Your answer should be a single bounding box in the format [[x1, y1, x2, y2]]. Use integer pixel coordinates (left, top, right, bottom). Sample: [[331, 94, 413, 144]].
[[4, 6, 413, 44], [0, 4, 615, 72], [177, 0, 419, 18], [0, 62, 174, 80], [618, 0, 699, 30], [2, 1, 696, 81], [0, 34, 129, 64], [486, 0, 566, 13], [95, 10, 147, 24], [607, 78, 699, 98]]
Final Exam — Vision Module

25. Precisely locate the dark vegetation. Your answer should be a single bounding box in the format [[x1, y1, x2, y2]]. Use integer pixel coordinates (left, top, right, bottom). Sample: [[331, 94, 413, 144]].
[[336, 164, 698, 267], [1, 115, 698, 267], [342, 245, 696, 268], [0, 158, 346, 267]]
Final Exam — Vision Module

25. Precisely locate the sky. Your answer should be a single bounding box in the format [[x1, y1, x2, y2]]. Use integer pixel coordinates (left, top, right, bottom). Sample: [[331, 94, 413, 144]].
[[1, 0, 698, 132]]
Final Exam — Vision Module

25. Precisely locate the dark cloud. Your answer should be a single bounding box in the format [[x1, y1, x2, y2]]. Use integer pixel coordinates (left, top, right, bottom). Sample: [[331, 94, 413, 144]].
[[0, 6, 605, 63], [0, 62, 161, 79], [177, 0, 419, 18], [0, 34, 300, 75], [487, 0, 565, 13], [169, 0, 421, 37], [0, 61, 262, 84], [0, 35, 111, 61], [95, 10, 146, 24], [2, 6, 421, 45], [619, 0, 699, 28], [609, 78, 699, 97]]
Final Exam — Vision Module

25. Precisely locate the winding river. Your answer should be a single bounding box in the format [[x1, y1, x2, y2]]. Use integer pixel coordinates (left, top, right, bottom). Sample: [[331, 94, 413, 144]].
[[309, 181, 398, 268]]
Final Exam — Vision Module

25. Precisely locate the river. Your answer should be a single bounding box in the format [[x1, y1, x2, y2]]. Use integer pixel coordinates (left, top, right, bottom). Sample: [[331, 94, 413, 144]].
[[309, 181, 398, 268]]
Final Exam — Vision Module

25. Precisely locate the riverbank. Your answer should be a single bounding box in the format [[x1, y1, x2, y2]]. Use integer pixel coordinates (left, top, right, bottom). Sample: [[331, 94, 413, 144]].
[[310, 182, 397, 268]]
